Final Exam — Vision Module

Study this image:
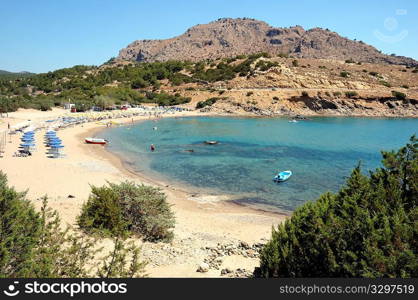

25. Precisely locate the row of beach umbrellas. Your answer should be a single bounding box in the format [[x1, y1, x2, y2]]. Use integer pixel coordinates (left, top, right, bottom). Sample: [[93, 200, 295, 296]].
[[45, 130, 64, 158], [20, 130, 36, 152], [38, 106, 189, 132]]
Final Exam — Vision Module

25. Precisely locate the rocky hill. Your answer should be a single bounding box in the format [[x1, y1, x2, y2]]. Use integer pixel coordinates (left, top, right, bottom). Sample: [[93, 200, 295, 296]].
[[118, 18, 417, 67]]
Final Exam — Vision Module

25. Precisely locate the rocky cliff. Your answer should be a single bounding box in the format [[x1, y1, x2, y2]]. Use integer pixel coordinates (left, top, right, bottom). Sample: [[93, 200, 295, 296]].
[[118, 18, 417, 67]]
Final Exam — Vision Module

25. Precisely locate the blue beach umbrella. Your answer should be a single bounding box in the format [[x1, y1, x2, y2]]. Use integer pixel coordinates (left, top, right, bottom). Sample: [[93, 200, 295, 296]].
[[48, 138, 61, 142], [47, 137, 61, 142], [20, 143, 35, 147], [49, 140, 62, 145], [51, 145, 64, 149]]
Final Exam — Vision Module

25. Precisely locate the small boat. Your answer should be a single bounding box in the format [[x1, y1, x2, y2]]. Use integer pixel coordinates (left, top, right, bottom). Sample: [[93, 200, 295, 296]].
[[85, 137, 107, 145], [204, 140, 218, 145], [273, 170, 292, 182], [289, 119, 298, 123]]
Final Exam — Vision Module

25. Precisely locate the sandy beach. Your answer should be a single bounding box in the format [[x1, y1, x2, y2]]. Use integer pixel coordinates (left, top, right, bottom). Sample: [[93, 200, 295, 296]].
[[0, 108, 285, 277]]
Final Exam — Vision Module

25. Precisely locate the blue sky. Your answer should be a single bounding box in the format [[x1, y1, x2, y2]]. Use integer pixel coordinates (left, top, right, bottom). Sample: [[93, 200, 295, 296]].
[[1, 0, 417, 73]]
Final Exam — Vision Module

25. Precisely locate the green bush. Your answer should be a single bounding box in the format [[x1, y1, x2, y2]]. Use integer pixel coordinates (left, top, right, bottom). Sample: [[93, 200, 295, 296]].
[[369, 71, 379, 77], [78, 181, 175, 242], [246, 91, 254, 97], [392, 91, 407, 100], [333, 91, 342, 97], [340, 71, 350, 78], [380, 81, 391, 87], [196, 97, 220, 109], [345, 58, 355, 64], [0, 172, 145, 277], [141, 92, 191, 106], [345, 91, 358, 98], [256, 136, 418, 278], [0, 172, 41, 277], [292, 60, 299, 67], [277, 53, 289, 58], [301, 91, 309, 97], [255, 60, 278, 71]]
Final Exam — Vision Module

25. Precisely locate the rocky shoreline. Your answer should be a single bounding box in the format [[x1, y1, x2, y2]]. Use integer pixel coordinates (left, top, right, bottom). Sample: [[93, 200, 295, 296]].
[[141, 237, 267, 278], [198, 94, 418, 118]]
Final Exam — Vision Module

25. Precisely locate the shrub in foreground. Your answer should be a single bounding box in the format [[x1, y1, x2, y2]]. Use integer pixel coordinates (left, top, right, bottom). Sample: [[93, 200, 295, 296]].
[[256, 136, 418, 278], [0, 172, 145, 277], [78, 181, 175, 242]]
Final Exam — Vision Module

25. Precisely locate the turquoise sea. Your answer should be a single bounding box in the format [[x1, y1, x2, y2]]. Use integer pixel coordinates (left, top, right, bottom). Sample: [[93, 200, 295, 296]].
[[100, 117, 417, 212]]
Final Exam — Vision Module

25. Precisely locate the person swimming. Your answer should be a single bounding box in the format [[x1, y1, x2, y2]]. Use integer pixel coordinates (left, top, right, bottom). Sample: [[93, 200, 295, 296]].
[[150, 144, 155, 152]]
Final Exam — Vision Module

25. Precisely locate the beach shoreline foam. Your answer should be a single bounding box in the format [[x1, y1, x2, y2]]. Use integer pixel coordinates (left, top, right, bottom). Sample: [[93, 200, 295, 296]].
[[0, 108, 285, 277]]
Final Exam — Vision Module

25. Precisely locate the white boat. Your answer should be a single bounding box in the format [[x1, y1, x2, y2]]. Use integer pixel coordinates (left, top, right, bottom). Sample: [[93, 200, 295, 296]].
[[85, 137, 107, 145], [273, 170, 292, 182]]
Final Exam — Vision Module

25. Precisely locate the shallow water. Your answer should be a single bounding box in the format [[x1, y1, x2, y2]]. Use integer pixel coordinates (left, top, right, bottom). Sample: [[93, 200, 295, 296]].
[[101, 116, 417, 212]]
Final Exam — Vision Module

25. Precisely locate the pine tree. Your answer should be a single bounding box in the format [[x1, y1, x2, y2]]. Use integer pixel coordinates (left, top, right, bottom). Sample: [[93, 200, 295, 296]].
[[0, 172, 41, 277]]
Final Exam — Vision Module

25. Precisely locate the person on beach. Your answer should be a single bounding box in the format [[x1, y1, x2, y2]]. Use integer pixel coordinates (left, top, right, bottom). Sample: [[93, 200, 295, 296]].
[[150, 144, 155, 152]]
